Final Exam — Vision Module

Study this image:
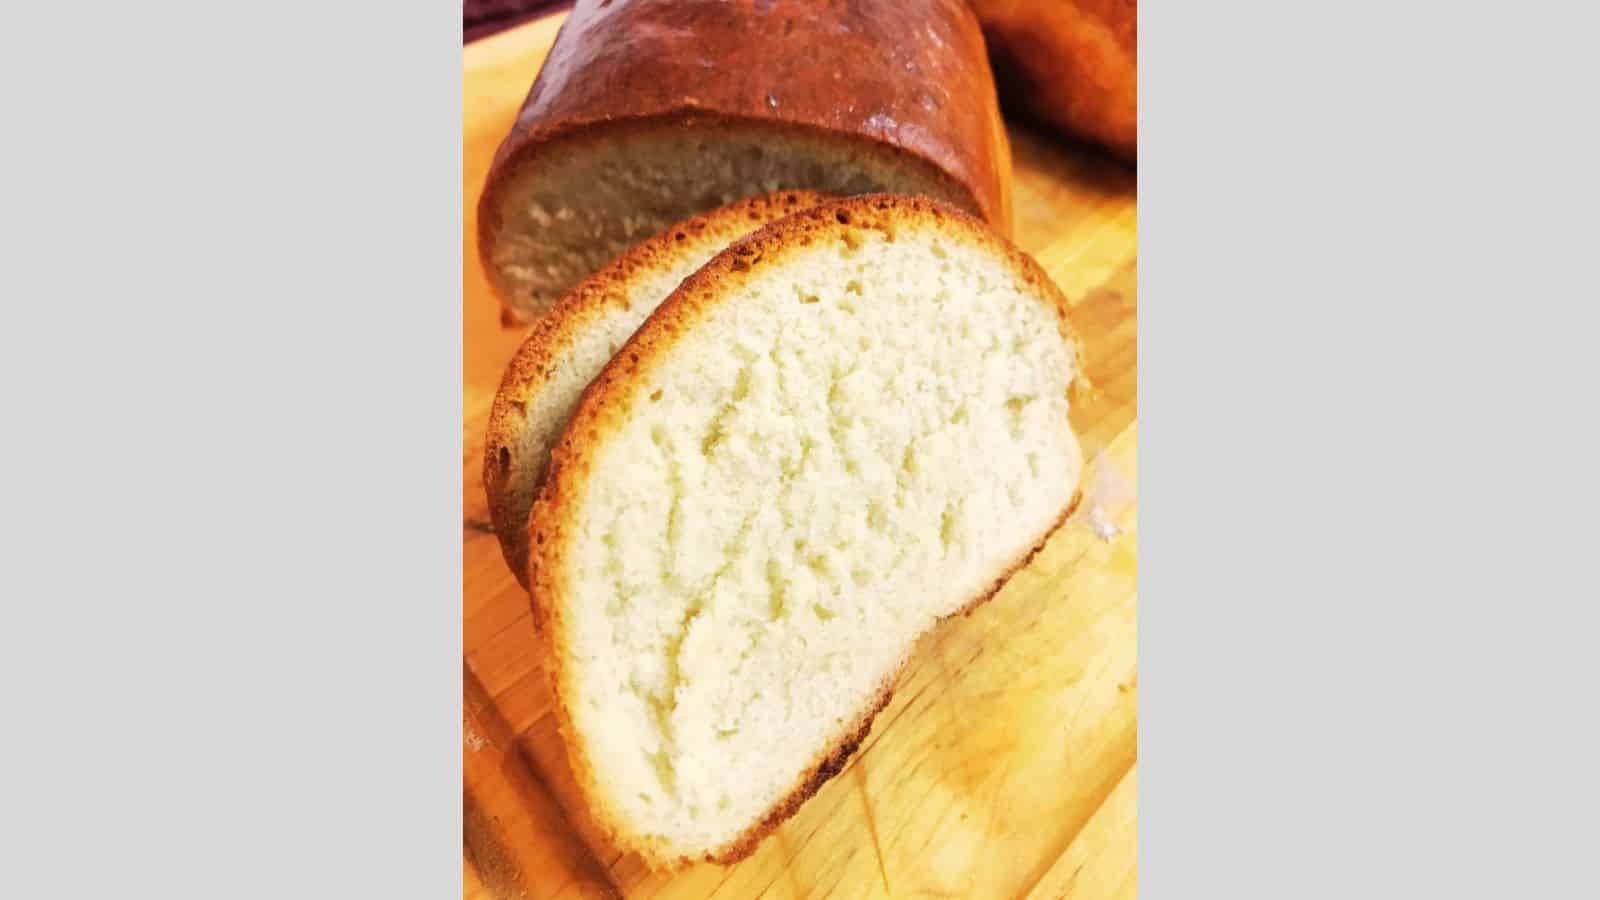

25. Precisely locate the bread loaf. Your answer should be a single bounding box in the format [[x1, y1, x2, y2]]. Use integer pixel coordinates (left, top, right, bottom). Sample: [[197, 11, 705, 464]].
[[968, 0, 1137, 160], [528, 194, 1086, 866], [484, 191, 832, 589], [478, 0, 1014, 323]]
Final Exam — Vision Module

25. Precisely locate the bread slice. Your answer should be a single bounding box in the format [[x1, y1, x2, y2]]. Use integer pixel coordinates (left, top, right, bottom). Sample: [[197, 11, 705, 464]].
[[528, 194, 1086, 867], [485, 191, 833, 589]]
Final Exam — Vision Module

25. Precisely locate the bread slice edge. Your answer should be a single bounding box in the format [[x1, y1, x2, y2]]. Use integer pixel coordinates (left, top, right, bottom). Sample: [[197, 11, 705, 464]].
[[483, 190, 836, 588]]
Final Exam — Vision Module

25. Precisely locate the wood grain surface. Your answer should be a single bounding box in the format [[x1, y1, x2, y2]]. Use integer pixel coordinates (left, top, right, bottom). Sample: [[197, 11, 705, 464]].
[[463, 15, 1138, 899]]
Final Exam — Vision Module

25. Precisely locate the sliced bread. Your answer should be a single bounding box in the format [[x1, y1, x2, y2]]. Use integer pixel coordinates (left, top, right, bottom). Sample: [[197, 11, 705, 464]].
[[528, 194, 1087, 866], [477, 0, 1013, 323], [485, 191, 833, 588]]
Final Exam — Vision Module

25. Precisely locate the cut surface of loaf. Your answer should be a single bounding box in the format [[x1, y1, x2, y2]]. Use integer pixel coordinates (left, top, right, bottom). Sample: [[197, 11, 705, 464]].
[[529, 195, 1086, 866], [479, 0, 1013, 322], [485, 190, 833, 589]]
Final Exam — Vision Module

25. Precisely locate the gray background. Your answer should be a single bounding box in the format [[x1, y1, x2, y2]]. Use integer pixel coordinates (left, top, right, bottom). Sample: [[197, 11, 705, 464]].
[[1, 0, 1596, 896]]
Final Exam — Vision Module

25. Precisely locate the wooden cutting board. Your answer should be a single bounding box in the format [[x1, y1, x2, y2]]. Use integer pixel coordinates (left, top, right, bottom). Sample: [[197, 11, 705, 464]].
[[463, 15, 1139, 899]]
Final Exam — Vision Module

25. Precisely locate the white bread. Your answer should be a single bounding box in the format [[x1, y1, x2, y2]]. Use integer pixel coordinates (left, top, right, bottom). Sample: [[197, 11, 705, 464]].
[[528, 195, 1087, 866], [485, 191, 833, 588], [476, 0, 1014, 323]]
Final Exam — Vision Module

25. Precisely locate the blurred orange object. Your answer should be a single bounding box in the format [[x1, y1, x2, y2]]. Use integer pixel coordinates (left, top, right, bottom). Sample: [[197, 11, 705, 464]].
[[969, 0, 1137, 161]]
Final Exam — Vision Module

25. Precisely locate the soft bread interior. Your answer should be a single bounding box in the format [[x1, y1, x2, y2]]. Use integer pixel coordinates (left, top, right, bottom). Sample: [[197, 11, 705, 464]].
[[487, 193, 828, 588], [484, 123, 974, 321], [550, 216, 1083, 860]]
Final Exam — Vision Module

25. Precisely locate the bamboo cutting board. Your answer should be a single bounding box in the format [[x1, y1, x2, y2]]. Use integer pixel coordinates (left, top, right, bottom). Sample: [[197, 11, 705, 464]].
[[463, 15, 1138, 899]]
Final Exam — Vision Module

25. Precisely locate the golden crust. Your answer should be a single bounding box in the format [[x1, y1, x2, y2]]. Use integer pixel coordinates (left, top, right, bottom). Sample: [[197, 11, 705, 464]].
[[970, 0, 1137, 160], [483, 190, 834, 588], [478, 0, 1015, 318], [526, 194, 1087, 868]]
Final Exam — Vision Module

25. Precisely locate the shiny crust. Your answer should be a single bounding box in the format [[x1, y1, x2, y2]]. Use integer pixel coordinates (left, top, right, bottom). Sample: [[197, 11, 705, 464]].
[[970, 0, 1137, 160], [527, 194, 1087, 867], [491, 0, 1009, 220], [479, 0, 1014, 312], [483, 190, 832, 589]]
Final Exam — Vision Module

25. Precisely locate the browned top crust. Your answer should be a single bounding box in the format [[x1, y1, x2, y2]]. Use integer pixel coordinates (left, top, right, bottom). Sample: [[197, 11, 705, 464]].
[[484, 190, 833, 589], [483, 0, 1013, 225], [968, 0, 1137, 160], [526, 193, 1085, 867]]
